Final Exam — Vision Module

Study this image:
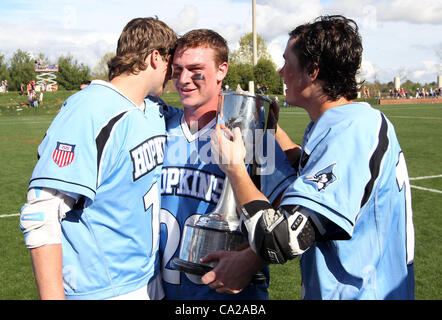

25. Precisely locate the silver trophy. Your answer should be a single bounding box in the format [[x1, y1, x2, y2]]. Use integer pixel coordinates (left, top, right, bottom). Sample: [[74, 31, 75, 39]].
[[172, 91, 271, 279]]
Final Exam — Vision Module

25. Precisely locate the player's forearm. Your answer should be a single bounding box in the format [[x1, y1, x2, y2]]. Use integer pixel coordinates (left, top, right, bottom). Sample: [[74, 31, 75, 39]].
[[274, 124, 302, 166], [30, 244, 65, 300], [226, 164, 268, 207]]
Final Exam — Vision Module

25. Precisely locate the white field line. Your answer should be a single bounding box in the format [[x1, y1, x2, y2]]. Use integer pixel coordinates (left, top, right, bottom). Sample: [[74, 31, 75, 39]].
[[409, 174, 442, 181], [409, 174, 442, 194], [387, 115, 442, 120], [0, 213, 20, 218], [410, 185, 442, 194], [1, 175, 440, 218]]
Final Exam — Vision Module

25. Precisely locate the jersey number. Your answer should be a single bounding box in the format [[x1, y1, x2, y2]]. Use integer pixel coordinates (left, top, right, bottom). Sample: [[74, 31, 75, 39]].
[[160, 209, 203, 285], [144, 182, 160, 257], [396, 152, 414, 265]]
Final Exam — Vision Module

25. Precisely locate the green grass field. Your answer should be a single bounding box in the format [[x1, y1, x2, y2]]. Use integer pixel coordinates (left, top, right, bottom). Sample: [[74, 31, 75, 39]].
[[0, 90, 441, 300]]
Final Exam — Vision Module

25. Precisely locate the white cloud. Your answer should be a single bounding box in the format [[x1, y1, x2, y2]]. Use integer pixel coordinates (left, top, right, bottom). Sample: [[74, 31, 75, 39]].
[[359, 59, 377, 81], [169, 5, 199, 34], [219, 24, 244, 51], [412, 60, 441, 83], [0, 20, 117, 68], [0, 0, 440, 84], [250, 0, 324, 69], [254, 0, 442, 83], [267, 36, 287, 69], [376, 0, 442, 25], [256, 0, 323, 40], [324, 0, 442, 25]]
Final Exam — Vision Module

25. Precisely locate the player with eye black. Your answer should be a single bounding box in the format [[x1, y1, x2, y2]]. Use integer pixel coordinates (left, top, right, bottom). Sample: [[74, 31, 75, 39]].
[[159, 29, 297, 300], [205, 15, 415, 300]]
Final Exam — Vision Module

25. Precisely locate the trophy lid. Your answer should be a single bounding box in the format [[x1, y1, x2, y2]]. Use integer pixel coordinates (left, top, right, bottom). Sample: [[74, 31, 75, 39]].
[[219, 90, 271, 103]]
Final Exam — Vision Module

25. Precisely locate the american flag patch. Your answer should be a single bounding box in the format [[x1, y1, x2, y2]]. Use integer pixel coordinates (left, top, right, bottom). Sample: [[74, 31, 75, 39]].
[[53, 142, 75, 167]]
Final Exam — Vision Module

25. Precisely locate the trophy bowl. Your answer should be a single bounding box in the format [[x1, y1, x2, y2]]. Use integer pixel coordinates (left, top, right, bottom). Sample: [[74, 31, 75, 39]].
[[172, 91, 271, 279]]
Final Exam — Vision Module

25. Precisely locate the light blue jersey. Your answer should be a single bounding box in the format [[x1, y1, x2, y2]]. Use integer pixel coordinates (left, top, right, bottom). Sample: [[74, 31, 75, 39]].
[[28, 80, 166, 299], [160, 106, 297, 300], [281, 102, 415, 299]]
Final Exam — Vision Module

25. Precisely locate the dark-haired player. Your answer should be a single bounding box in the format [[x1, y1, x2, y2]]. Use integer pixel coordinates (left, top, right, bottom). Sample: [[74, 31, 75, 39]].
[[159, 29, 296, 299], [206, 15, 415, 300]]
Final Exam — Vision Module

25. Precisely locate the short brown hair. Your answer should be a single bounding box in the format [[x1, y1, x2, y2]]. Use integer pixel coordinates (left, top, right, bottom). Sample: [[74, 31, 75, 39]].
[[108, 17, 177, 80], [176, 29, 228, 67]]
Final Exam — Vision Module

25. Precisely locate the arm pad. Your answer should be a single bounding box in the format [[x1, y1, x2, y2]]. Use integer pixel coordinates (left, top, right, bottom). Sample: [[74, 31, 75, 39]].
[[20, 187, 76, 249], [239, 200, 318, 264]]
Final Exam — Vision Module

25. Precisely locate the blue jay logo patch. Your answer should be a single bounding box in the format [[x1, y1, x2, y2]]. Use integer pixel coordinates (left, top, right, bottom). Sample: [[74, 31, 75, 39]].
[[305, 163, 337, 191]]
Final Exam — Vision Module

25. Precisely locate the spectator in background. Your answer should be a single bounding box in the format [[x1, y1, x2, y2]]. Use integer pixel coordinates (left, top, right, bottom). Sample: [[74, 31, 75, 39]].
[[33, 95, 39, 108], [38, 90, 44, 105], [28, 89, 34, 106], [400, 87, 405, 98]]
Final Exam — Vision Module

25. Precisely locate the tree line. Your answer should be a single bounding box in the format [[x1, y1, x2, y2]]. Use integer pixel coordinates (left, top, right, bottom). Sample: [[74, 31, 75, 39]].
[[0, 33, 437, 95], [0, 33, 283, 94], [0, 50, 92, 91]]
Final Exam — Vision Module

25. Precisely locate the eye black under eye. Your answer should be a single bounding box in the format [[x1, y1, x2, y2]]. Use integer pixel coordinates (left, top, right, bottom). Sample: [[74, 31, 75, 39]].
[[191, 74, 205, 81]]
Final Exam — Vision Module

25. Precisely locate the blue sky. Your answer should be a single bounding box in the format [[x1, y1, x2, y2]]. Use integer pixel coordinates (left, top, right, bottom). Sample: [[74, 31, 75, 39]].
[[0, 0, 441, 84]]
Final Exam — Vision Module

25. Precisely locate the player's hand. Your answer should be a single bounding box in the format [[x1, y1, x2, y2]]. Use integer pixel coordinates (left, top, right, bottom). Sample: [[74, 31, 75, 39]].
[[200, 250, 245, 294], [211, 124, 246, 174], [267, 98, 280, 132], [200, 247, 266, 294]]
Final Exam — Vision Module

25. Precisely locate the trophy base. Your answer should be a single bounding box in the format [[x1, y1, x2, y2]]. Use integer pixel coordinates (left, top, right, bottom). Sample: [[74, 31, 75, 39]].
[[177, 222, 244, 269], [174, 214, 268, 285], [172, 257, 267, 285], [172, 258, 212, 276]]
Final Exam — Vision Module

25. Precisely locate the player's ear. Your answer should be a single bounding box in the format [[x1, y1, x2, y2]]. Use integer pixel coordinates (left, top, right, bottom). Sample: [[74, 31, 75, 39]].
[[149, 50, 161, 69], [308, 63, 319, 82], [216, 62, 228, 82]]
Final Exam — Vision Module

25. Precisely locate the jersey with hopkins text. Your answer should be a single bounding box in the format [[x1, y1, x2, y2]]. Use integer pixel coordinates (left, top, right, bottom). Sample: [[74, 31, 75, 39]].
[[160, 106, 297, 300], [28, 80, 166, 299]]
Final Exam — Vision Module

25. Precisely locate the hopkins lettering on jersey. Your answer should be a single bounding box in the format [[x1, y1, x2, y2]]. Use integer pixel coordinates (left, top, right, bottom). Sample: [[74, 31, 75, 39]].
[[161, 166, 224, 204], [130, 135, 166, 181], [305, 162, 337, 191]]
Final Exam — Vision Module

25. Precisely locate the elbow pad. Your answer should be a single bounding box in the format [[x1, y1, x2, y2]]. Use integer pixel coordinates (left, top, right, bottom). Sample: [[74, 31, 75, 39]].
[[19, 187, 75, 249], [239, 201, 317, 264]]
